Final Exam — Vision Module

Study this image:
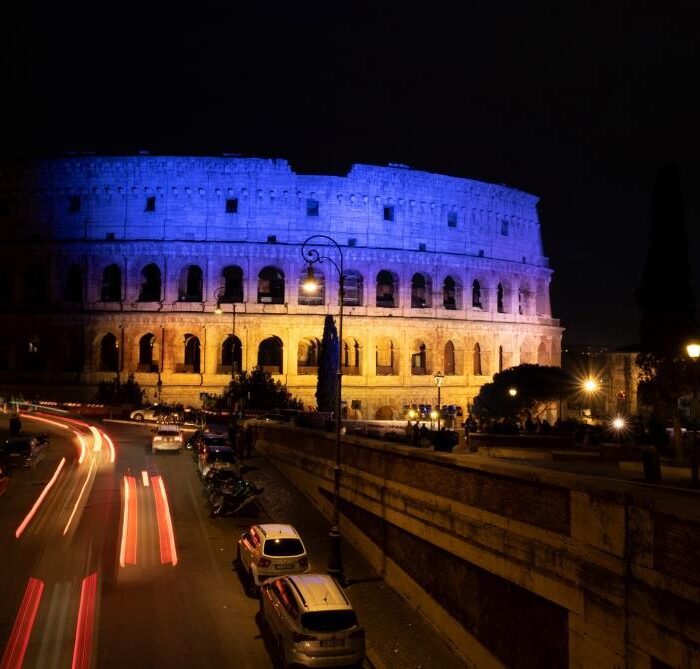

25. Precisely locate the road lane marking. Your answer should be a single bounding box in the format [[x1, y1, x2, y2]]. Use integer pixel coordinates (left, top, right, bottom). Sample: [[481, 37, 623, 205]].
[[141, 471, 149, 487], [119, 476, 138, 567], [15, 458, 66, 539], [71, 573, 97, 669], [151, 476, 178, 566], [0, 577, 45, 669]]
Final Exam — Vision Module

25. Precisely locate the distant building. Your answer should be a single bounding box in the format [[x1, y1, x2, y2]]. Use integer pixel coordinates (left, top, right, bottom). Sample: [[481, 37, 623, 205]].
[[0, 156, 562, 417]]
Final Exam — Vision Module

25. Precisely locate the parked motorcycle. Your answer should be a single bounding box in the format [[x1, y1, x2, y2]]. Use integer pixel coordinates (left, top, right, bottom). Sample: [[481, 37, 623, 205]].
[[202, 469, 242, 496], [208, 479, 263, 517]]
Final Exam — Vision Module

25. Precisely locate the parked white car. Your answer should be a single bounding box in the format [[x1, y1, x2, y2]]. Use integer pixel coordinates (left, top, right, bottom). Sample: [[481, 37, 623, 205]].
[[237, 524, 310, 592], [259, 573, 365, 668], [151, 424, 183, 453]]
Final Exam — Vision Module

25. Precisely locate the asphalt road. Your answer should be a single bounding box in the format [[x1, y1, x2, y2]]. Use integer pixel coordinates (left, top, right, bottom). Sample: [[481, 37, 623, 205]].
[[0, 416, 273, 668]]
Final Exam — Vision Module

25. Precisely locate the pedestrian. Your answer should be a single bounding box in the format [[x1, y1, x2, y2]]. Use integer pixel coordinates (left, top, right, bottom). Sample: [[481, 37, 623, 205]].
[[419, 424, 430, 448], [412, 422, 420, 448], [243, 423, 256, 458]]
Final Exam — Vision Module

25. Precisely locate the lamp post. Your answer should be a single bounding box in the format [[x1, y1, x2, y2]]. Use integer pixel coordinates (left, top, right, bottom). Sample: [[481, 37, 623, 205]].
[[687, 342, 700, 488], [214, 287, 238, 382], [301, 235, 345, 583], [433, 370, 444, 430], [582, 377, 600, 423]]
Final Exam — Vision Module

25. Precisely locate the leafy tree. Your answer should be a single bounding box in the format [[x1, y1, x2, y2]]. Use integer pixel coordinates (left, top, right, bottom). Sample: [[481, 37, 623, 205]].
[[316, 315, 338, 413], [95, 374, 144, 406], [472, 364, 570, 422], [210, 368, 303, 413], [634, 163, 698, 461]]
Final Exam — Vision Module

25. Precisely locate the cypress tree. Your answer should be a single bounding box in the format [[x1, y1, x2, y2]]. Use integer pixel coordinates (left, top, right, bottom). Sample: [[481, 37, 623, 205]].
[[635, 163, 698, 461], [316, 315, 338, 413]]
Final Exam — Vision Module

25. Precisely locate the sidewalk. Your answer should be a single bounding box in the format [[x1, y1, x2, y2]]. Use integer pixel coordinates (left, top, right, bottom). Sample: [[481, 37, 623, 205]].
[[244, 452, 468, 669]]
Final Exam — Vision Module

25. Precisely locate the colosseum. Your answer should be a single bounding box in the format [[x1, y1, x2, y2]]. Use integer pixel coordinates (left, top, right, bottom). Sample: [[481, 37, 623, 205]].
[[0, 156, 562, 418]]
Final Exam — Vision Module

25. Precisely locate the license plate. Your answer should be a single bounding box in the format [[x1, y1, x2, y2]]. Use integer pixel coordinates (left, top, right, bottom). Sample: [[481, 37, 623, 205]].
[[320, 639, 344, 648], [274, 563, 294, 570]]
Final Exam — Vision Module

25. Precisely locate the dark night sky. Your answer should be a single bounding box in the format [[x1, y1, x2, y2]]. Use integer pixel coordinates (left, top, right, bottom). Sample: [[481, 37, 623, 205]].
[[1, 1, 698, 348]]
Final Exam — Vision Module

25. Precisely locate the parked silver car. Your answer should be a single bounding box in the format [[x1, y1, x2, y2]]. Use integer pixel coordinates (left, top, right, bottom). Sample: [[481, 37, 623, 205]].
[[259, 573, 365, 668]]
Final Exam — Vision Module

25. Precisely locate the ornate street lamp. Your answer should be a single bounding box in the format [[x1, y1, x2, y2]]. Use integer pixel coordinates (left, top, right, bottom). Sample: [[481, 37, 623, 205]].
[[301, 234, 346, 583], [433, 370, 444, 429]]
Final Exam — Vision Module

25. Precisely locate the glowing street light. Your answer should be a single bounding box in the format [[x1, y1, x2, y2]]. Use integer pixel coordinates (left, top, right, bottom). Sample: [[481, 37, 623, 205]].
[[433, 371, 444, 429], [611, 416, 626, 431], [583, 378, 599, 394], [508, 387, 518, 397], [687, 341, 700, 487]]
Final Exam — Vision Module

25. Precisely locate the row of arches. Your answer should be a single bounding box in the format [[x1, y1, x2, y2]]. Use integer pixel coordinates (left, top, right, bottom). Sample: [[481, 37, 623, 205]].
[[92, 333, 551, 376], [2, 261, 548, 316]]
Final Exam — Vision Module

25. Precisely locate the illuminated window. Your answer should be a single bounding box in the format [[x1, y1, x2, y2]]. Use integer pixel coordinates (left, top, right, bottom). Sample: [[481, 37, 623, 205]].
[[145, 196, 156, 212], [443, 276, 460, 310], [447, 211, 457, 228], [69, 195, 81, 213], [183, 334, 201, 373], [306, 199, 319, 216], [258, 266, 285, 304], [344, 270, 363, 306], [225, 198, 238, 214], [411, 273, 431, 308], [383, 205, 394, 221], [376, 270, 397, 308]]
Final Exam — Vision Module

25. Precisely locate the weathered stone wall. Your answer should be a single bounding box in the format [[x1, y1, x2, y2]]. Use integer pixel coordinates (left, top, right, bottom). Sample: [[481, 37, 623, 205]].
[[256, 423, 700, 669]]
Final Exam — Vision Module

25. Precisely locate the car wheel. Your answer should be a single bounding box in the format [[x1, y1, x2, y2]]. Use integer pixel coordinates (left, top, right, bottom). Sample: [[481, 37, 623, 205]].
[[247, 568, 258, 597]]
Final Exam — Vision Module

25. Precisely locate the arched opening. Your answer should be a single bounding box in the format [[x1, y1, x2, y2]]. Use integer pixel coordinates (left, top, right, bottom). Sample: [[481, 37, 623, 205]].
[[220, 335, 242, 374], [473, 343, 482, 376], [258, 336, 283, 374], [65, 264, 84, 303], [139, 264, 162, 302], [181, 334, 201, 373], [497, 283, 505, 313], [411, 342, 428, 375], [444, 341, 456, 375], [138, 333, 157, 372], [518, 284, 532, 316], [376, 338, 398, 375], [179, 265, 203, 302], [24, 334, 46, 371], [537, 342, 549, 366], [342, 338, 361, 375], [376, 270, 397, 308], [498, 345, 504, 372], [297, 337, 320, 374], [443, 276, 460, 310], [25, 265, 48, 304], [258, 266, 285, 304], [101, 264, 122, 302], [472, 279, 483, 309], [411, 273, 431, 308], [344, 270, 363, 307], [221, 265, 244, 303], [298, 269, 325, 306], [100, 333, 119, 372]]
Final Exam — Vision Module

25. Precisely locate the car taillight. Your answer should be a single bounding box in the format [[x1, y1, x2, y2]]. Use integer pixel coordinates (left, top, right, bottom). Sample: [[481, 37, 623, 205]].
[[298, 556, 309, 567], [258, 558, 271, 568], [349, 629, 365, 640], [292, 632, 317, 642]]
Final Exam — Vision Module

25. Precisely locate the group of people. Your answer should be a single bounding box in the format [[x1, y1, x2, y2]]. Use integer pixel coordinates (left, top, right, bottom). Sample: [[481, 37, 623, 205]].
[[405, 421, 458, 451]]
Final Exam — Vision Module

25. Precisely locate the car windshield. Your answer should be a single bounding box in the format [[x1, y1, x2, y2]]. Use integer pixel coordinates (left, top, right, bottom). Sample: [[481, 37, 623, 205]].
[[156, 429, 178, 436], [263, 538, 304, 557], [301, 610, 358, 632]]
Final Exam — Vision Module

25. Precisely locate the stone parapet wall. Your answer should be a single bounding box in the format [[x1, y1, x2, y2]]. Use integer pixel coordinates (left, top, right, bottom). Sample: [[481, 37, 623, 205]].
[[256, 423, 700, 669]]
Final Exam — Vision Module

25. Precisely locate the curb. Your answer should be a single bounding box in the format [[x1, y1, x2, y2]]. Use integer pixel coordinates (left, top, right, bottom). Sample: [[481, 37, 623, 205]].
[[364, 645, 388, 669]]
